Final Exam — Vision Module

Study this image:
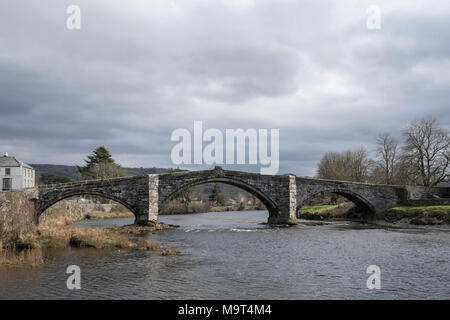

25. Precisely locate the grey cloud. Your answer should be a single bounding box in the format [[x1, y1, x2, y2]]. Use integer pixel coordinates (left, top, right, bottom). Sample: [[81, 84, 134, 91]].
[[0, 0, 449, 176]]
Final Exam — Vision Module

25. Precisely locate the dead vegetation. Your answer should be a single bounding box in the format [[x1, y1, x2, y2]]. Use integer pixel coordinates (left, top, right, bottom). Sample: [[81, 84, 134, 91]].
[[0, 192, 179, 267]]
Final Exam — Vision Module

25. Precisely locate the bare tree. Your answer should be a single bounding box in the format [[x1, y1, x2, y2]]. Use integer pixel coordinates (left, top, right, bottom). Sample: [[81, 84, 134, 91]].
[[317, 151, 348, 181], [373, 133, 398, 184], [317, 147, 371, 182], [401, 117, 449, 186], [344, 147, 371, 182]]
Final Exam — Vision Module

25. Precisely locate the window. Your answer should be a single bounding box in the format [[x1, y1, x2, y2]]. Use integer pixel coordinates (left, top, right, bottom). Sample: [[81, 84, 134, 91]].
[[2, 178, 12, 191], [5, 168, 10, 175]]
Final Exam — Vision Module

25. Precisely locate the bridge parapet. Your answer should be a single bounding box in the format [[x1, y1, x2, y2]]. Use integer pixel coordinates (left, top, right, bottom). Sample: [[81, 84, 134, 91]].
[[405, 185, 450, 200]]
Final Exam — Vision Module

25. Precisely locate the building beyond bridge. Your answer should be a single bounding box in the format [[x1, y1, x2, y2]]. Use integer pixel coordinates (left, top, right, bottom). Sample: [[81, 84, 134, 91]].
[[0, 152, 35, 191], [29, 168, 449, 225]]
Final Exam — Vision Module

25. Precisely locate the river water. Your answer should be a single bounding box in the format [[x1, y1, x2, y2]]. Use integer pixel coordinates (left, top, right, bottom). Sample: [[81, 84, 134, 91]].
[[0, 210, 449, 299]]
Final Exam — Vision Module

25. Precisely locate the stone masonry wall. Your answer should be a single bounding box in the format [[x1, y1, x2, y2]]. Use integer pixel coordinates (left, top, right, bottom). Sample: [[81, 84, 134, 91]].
[[38, 176, 150, 223], [296, 177, 409, 214], [33, 169, 449, 225]]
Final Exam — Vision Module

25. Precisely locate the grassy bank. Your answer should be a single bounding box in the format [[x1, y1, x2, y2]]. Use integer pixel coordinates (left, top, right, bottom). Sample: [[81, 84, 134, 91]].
[[298, 202, 355, 220], [300, 203, 349, 214], [299, 202, 450, 225], [83, 211, 135, 220], [377, 205, 450, 225]]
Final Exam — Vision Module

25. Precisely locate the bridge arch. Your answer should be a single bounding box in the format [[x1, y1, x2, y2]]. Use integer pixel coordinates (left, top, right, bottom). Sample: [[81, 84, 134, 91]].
[[296, 189, 376, 215], [159, 177, 278, 215], [38, 191, 137, 219]]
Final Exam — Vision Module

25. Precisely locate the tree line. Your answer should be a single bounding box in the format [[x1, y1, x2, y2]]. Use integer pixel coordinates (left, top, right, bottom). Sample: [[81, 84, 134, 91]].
[[40, 116, 448, 188], [317, 117, 449, 187]]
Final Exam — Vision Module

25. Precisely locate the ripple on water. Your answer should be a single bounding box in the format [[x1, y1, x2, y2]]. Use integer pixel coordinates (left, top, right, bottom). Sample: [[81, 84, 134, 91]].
[[1, 210, 449, 299]]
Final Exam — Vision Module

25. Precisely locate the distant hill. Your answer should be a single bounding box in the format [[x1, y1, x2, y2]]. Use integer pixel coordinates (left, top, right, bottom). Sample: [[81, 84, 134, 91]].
[[124, 167, 173, 176], [31, 164, 172, 181], [32, 164, 82, 181]]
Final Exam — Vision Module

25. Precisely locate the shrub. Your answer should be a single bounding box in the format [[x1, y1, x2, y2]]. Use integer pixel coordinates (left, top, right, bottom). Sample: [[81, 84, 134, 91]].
[[190, 202, 211, 213], [160, 202, 187, 214], [110, 203, 129, 213], [93, 204, 106, 212], [0, 191, 37, 249]]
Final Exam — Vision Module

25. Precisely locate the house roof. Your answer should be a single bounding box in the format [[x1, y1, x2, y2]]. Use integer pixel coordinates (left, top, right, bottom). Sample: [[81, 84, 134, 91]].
[[0, 155, 34, 169]]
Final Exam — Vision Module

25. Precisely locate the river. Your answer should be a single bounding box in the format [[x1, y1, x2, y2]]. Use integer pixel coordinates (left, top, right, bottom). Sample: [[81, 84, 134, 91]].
[[0, 210, 449, 299]]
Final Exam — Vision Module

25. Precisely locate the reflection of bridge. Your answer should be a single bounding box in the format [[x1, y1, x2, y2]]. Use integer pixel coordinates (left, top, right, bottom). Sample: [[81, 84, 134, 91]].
[[34, 168, 449, 225]]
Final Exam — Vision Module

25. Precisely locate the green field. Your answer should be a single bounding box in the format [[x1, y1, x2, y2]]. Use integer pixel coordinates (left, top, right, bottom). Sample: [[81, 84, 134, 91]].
[[299, 203, 351, 213], [385, 205, 450, 213], [379, 205, 450, 224], [300, 203, 450, 224]]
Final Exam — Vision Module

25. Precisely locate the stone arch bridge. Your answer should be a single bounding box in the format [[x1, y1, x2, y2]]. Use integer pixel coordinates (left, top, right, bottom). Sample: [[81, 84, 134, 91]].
[[32, 168, 447, 225]]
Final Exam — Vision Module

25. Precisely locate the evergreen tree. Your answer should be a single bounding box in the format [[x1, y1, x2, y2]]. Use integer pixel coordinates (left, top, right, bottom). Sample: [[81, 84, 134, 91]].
[[78, 146, 125, 180]]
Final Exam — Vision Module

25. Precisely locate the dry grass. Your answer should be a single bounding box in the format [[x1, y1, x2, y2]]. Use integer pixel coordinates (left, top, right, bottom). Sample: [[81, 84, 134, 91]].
[[1, 192, 179, 267], [38, 217, 132, 249], [133, 239, 161, 251], [108, 221, 178, 235], [0, 191, 37, 249], [84, 211, 134, 220], [69, 228, 132, 249], [1, 214, 171, 267], [37, 216, 73, 248], [161, 248, 180, 256], [0, 191, 44, 267], [37, 217, 170, 251], [0, 249, 44, 267], [160, 201, 211, 215]]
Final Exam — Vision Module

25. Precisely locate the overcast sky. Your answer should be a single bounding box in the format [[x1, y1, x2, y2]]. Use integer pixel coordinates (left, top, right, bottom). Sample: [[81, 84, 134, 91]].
[[0, 0, 449, 176]]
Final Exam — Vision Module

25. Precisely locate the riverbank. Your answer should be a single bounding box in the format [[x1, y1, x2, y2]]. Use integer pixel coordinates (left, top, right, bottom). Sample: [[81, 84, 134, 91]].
[[83, 211, 134, 220], [298, 203, 450, 225], [0, 217, 179, 267], [160, 203, 265, 215], [0, 193, 180, 267], [376, 205, 450, 225]]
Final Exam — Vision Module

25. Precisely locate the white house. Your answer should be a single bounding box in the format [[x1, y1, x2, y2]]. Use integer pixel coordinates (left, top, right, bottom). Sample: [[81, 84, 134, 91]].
[[0, 152, 35, 191]]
